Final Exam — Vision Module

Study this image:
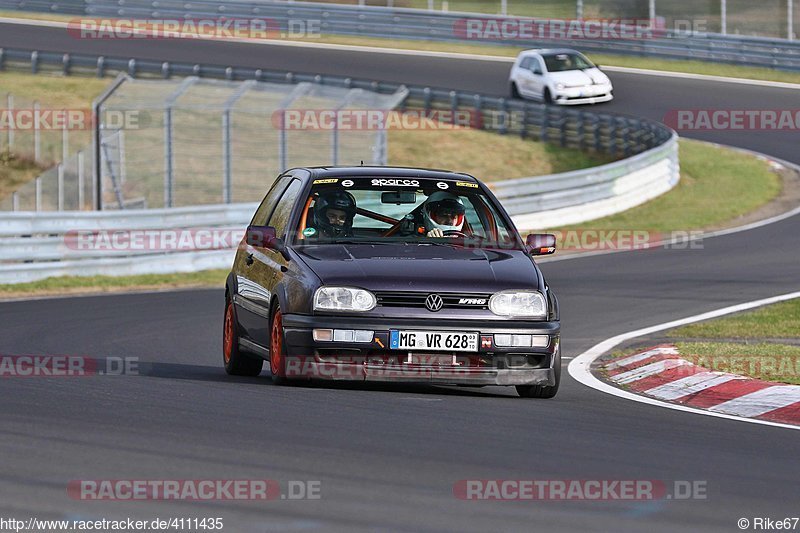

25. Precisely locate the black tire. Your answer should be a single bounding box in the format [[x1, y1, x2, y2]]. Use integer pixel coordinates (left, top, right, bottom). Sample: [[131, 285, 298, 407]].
[[516, 347, 561, 399], [269, 303, 289, 385], [510, 82, 521, 99], [543, 88, 553, 105], [223, 299, 263, 376]]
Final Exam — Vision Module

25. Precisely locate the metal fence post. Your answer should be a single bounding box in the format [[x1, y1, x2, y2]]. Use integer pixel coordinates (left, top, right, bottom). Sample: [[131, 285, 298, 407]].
[[118, 129, 126, 184], [57, 163, 64, 211], [164, 105, 173, 207], [35, 176, 41, 211], [92, 72, 130, 210], [4, 93, 11, 152], [61, 118, 69, 164], [576, 0, 583, 20], [77, 150, 85, 210], [33, 100, 41, 163], [12, 192, 18, 212], [221, 80, 254, 203], [721, 0, 727, 35], [790, 0, 794, 40], [162, 77, 198, 207]]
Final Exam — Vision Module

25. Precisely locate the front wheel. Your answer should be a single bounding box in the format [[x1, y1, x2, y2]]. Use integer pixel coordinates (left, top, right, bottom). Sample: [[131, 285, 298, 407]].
[[223, 300, 263, 376], [543, 88, 553, 105], [270, 304, 289, 385], [516, 347, 561, 398], [510, 82, 521, 99]]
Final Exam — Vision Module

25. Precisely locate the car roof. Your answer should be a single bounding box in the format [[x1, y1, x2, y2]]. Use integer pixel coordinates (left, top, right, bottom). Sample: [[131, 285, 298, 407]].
[[290, 166, 479, 183], [520, 48, 581, 56]]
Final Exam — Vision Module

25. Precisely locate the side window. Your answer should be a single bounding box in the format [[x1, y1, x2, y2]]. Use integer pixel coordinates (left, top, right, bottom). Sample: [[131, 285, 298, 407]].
[[530, 58, 542, 74], [250, 175, 291, 226], [267, 179, 303, 238], [519, 57, 532, 70]]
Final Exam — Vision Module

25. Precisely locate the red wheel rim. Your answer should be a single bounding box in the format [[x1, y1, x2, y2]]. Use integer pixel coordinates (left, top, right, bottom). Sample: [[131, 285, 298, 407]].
[[270, 309, 284, 377], [223, 302, 234, 364]]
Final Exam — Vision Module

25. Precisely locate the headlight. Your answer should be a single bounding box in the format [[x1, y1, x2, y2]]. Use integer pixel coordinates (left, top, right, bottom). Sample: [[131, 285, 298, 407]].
[[556, 83, 566, 90], [489, 290, 546, 318], [313, 287, 376, 312]]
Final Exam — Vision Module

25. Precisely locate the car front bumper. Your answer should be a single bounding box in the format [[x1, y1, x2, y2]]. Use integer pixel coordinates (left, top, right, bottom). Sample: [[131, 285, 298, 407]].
[[280, 313, 560, 386], [555, 85, 613, 105]]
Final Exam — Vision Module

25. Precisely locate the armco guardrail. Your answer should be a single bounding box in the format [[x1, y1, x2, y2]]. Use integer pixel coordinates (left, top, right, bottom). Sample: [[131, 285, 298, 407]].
[[0, 46, 677, 283], [0, 203, 257, 283], [2, 0, 798, 70]]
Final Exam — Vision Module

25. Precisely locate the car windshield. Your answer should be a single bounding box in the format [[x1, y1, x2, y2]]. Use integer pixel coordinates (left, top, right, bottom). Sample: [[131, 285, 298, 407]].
[[542, 52, 595, 72], [293, 176, 521, 249]]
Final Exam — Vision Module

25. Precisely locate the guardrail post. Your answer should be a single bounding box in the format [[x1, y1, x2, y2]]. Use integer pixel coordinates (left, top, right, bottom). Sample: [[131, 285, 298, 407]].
[[498, 99, 508, 135], [789, 0, 794, 40], [577, 112, 585, 150], [96, 56, 105, 78], [11, 192, 18, 212], [62, 53, 71, 75], [423, 87, 431, 114], [33, 100, 41, 163], [77, 150, 85, 210], [31, 51, 38, 74], [57, 163, 64, 211], [472, 94, 482, 130], [540, 106, 549, 142]]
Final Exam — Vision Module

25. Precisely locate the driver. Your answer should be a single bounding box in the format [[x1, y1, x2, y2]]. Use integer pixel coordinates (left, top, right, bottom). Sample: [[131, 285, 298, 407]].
[[311, 190, 357, 238], [422, 191, 466, 237]]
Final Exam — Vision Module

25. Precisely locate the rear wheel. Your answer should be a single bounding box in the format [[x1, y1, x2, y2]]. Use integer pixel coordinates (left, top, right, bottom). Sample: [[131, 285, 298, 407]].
[[516, 347, 561, 399], [223, 299, 263, 376], [270, 304, 289, 385]]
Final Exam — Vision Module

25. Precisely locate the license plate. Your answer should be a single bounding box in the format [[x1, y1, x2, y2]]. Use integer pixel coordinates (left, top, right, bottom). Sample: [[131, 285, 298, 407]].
[[389, 330, 479, 352]]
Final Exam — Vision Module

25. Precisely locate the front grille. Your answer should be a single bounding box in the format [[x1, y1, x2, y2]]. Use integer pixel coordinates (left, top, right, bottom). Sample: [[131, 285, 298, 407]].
[[375, 291, 491, 310]]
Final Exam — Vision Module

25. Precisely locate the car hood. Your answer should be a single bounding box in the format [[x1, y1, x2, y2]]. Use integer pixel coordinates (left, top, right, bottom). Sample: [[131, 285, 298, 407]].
[[294, 244, 542, 293], [549, 68, 610, 86]]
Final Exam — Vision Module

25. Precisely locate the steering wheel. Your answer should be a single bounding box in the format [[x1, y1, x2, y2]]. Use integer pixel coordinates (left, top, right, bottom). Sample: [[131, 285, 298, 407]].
[[443, 230, 469, 238]]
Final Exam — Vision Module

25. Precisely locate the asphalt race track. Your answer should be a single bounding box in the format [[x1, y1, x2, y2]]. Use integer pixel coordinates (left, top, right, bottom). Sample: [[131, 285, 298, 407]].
[[1, 22, 799, 532]]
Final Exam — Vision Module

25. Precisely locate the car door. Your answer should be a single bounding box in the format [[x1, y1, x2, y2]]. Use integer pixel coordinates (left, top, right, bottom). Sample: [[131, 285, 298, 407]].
[[246, 178, 304, 347], [527, 57, 546, 99], [234, 175, 291, 344]]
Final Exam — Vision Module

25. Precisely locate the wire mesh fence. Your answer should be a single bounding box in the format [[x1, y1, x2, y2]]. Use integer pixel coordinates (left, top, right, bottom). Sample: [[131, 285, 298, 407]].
[[96, 76, 407, 209]]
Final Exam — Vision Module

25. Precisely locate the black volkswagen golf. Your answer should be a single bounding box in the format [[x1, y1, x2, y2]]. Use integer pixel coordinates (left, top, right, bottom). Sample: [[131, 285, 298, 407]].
[[223, 166, 561, 398]]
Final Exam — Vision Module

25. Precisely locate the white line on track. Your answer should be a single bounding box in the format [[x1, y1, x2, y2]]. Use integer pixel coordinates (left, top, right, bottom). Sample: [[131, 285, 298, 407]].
[[567, 291, 800, 431], [1, 16, 800, 89]]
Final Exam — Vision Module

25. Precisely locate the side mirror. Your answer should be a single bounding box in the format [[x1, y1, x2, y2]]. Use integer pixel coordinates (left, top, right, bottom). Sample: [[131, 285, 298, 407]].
[[246, 225, 290, 260], [526, 233, 556, 255]]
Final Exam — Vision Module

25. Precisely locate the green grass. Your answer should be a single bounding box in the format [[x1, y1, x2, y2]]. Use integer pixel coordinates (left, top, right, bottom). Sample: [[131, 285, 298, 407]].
[[669, 299, 800, 339], [0, 269, 229, 298], [558, 139, 781, 232], [675, 341, 800, 385]]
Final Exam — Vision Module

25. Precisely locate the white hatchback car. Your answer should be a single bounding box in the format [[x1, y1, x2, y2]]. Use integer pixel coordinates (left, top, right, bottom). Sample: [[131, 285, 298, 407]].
[[509, 49, 613, 105]]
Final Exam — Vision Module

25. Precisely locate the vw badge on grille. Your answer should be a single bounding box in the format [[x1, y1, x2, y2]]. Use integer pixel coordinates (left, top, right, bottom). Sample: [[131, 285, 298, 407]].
[[425, 293, 444, 312]]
